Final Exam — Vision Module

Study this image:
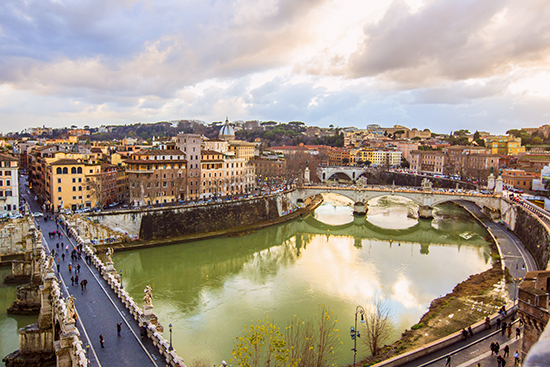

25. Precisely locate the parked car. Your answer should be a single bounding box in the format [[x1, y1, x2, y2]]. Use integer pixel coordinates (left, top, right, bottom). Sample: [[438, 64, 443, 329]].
[[32, 212, 43, 217]]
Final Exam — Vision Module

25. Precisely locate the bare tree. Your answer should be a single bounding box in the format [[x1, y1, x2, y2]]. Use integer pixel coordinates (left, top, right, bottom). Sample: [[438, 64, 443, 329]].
[[361, 298, 393, 356]]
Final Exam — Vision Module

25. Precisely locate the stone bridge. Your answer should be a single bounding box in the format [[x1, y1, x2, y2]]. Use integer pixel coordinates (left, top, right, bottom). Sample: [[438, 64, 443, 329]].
[[4, 221, 88, 367], [316, 166, 368, 183], [295, 184, 502, 219]]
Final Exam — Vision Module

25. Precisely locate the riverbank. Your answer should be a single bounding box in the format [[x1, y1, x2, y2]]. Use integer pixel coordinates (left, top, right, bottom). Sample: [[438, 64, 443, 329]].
[[358, 204, 507, 366], [95, 194, 324, 253]]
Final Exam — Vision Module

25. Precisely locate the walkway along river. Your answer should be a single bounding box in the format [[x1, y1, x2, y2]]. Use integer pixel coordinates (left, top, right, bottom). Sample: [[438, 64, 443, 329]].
[[111, 194, 495, 366]]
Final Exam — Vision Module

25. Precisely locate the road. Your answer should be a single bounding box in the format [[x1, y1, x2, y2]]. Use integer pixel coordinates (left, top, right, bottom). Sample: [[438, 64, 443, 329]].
[[21, 176, 166, 367]]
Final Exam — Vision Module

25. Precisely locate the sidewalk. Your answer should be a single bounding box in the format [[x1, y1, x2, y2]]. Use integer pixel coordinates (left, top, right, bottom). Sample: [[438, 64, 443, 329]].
[[24, 189, 166, 366]]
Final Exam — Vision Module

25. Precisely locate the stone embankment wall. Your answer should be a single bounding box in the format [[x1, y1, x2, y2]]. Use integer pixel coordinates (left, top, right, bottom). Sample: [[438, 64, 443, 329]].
[[501, 199, 550, 270], [0, 216, 36, 260], [86, 191, 297, 241], [375, 171, 477, 190]]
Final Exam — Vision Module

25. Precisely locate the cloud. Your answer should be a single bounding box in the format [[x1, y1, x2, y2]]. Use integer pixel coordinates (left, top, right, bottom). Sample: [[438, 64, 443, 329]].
[[348, 0, 550, 86]]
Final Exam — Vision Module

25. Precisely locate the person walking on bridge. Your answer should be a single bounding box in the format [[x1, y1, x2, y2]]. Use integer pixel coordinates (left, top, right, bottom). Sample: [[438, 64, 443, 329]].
[[117, 322, 122, 337], [445, 354, 451, 367], [99, 334, 104, 348]]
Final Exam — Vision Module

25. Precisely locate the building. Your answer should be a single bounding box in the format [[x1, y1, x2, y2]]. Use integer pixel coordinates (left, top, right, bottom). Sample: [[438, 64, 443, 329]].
[[517, 270, 550, 360], [200, 149, 225, 198], [0, 154, 19, 217], [410, 151, 446, 174], [125, 145, 187, 206], [485, 135, 525, 156], [175, 133, 201, 200], [502, 169, 536, 191], [249, 157, 287, 181], [371, 150, 402, 166]]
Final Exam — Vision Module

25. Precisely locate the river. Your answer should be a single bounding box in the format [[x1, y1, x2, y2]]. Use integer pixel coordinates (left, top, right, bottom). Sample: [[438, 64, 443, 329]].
[[110, 194, 492, 366]]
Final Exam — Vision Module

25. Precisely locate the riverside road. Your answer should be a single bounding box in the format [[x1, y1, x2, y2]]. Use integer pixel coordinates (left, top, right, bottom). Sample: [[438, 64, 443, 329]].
[[21, 183, 165, 367]]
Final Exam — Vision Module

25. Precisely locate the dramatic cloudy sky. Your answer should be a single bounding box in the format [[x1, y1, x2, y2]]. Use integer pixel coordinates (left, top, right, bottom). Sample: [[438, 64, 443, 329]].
[[1, 0, 550, 134]]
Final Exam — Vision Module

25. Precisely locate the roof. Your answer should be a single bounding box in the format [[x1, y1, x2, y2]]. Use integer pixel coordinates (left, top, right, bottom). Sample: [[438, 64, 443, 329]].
[[133, 149, 185, 156], [201, 149, 223, 155], [0, 153, 17, 161], [50, 159, 83, 166]]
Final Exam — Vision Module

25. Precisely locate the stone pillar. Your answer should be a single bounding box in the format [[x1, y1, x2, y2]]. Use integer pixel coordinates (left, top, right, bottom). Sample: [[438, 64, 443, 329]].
[[418, 205, 433, 219], [304, 167, 310, 183], [487, 173, 495, 190], [495, 175, 503, 193], [54, 322, 80, 367], [353, 202, 367, 216]]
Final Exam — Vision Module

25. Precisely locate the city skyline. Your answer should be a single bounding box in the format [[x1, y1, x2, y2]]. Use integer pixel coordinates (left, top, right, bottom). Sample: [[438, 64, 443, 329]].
[[1, 0, 550, 135]]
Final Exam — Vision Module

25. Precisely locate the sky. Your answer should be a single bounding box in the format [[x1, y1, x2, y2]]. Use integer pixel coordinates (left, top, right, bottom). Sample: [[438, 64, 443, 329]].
[[1, 0, 550, 135]]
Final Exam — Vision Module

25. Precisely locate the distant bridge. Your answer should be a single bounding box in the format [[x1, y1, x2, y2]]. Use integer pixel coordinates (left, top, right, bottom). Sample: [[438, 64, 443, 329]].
[[316, 166, 368, 182]]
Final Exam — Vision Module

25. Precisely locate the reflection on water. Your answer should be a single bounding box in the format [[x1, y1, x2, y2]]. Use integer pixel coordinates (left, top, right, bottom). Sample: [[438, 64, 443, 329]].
[[0, 267, 37, 367], [113, 196, 491, 366]]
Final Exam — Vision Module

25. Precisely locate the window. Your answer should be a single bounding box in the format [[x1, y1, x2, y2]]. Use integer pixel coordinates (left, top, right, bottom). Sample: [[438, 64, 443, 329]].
[[63, 167, 68, 174], [78, 178, 82, 183], [6, 190, 11, 196], [0, 191, 3, 197], [57, 167, 62, 174], [57, 178, 61, 184], [58, 187, 62, 192], [71, 167, 76, 174], [73, 186, 76, 191], [73, 196, 77, 200], [78, 186, 82, 191], [77, 167, 82, 174], [72, 178, 76, 183], [58, 197, 62, 201]]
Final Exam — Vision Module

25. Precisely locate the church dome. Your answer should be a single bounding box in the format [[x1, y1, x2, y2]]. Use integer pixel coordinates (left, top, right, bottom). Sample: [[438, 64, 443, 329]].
[[219, 117, 235, 140]]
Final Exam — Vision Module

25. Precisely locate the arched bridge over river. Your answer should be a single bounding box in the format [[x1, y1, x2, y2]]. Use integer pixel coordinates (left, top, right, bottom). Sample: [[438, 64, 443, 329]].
[[294, 184, 502, 219]]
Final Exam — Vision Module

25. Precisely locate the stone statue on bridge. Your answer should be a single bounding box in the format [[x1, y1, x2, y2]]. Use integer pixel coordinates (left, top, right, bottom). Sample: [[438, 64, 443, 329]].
[[105, 247, 113, 263], [45, 255, 55, 274], [421, 178, 433, 191], [64, 295, 77, 323], [143, 286, 154, 307], [356, 176, 367, 187]]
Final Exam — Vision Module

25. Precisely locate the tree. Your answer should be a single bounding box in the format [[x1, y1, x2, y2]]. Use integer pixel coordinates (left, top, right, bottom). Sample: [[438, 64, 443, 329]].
[[361, 298, 393, 356], [231, 317, 296, 367], [532, 136, 543, 145]]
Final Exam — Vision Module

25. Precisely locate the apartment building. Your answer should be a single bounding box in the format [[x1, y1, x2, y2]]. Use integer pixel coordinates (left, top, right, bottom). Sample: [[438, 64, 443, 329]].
[[0, 154, 19, 217]]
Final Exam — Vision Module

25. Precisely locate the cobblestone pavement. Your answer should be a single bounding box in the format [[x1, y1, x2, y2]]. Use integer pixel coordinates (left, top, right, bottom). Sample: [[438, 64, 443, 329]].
[[23, 185, 166, 367]]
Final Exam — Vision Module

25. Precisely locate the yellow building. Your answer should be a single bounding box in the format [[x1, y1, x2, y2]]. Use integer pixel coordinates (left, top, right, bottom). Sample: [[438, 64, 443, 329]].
[[228, 140, 256, 160], [356, 149, 374, 164], [486, 136, 525, 156]]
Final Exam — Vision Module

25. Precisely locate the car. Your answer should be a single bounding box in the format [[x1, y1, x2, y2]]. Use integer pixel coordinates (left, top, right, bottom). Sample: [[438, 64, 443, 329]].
[[32, 212, 43, 217], [9, 213, 24, 219]]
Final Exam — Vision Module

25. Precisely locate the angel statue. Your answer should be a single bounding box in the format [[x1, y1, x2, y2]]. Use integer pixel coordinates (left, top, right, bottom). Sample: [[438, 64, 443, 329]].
[[45, 255, 55, 273], [143, 285, 154, 307], [105, 248, 113, 263], [64, 295, 77, 323]]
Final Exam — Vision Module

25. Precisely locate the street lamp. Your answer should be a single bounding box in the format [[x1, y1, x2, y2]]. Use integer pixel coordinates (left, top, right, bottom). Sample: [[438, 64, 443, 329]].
[[169, 323, 173, 351], [85, 343, 90, 364], [350, 306, 366, 366], [119, 270, 123, 287]]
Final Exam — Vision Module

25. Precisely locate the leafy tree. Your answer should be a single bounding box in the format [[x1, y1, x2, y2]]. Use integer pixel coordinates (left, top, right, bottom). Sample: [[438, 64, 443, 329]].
[[361, 298, 393, 356], [532, 136, 543, 145], [401, 158, 410, 168], [453, 129, 470, 136], [231, 317, 296, 367]]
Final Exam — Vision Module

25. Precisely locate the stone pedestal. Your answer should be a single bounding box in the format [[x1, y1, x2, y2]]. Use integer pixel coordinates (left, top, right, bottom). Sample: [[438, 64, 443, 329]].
[[353, 202, 367, 216], [141, 305, 164, 333], [304, 167, 310, 183], [418, 205, 433, 219], [487, 173, 495, 190], [495, 175, 503, 193]]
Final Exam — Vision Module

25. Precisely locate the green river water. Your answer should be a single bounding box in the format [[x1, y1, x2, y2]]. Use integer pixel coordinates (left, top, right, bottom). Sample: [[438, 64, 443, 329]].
[[0, 194, 492, 366]]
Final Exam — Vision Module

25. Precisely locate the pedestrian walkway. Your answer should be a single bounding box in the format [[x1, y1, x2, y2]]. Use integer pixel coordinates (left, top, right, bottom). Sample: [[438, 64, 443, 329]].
[[23, 190, 166, 366]]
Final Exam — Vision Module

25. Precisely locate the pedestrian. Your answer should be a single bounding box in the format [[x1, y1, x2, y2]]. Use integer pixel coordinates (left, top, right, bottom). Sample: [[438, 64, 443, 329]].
[[99, 334, 104, 348], [83, 279, 87, 289], [77, 264, 80, 274], [497, 355, 502, 367], [514, 350, 520, 365], [496, 317, 502, 329], [68, 263, 72, 273], [117, 322, 121, 337], [56, 263, 60, 272], [71, 275, 74, 286], [445, 354, 451, 367], [507, 323, 512, 338], [56, 242, 59, 249], [516, 327, 521, 339], [504, 345, 510, 358], [490, 342, 496, 355], [80, 280, 85, 291], [501, 321, 507, 336], [462, 328, 468, 339], [75, 274, 79, 285], [468, 325, 473, 338], [140, 325, 147, 339], [476, 364, 481, 367], [65, 244, 68, 252], [61, 253, 65, 261], [495, 341, 500, 355]]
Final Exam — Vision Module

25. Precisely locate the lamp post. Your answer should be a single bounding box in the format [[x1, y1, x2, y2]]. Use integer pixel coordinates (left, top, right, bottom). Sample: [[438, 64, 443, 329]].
[[119, 270, 123, 287], [169, 323, 173, 351], [86, 343, 90, 364], [350, 306, 366, 366]]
